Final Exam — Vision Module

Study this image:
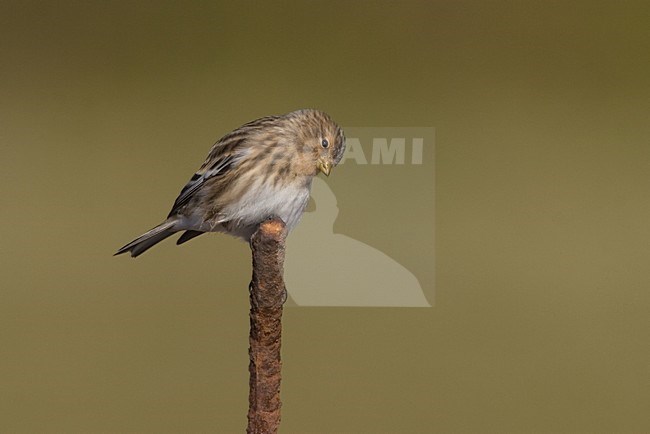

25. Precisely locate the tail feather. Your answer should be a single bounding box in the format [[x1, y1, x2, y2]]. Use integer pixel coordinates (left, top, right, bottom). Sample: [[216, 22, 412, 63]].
[[176, 230, 205, 245], [115, 219, 179, 258]]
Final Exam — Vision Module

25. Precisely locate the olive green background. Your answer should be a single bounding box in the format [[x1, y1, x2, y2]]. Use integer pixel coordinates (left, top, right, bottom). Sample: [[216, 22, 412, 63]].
[[1, 1, 649, 432]]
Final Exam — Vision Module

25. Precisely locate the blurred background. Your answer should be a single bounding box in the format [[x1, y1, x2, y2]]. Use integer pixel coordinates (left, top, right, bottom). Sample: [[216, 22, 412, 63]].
[[1, 1, 649, 432]]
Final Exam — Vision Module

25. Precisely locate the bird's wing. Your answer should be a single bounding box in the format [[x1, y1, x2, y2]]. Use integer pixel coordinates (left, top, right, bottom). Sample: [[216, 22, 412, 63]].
[[166, 114, 282, 217], [168, 154, 234, 216]]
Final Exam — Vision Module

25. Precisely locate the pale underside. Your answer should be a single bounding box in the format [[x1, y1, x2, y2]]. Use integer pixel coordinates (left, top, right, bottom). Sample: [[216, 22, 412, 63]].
[[178, 176, 313, 241]]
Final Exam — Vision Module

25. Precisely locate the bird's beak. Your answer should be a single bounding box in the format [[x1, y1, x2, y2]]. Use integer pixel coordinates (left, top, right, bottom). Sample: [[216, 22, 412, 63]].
[[318, 159, 332, 176]]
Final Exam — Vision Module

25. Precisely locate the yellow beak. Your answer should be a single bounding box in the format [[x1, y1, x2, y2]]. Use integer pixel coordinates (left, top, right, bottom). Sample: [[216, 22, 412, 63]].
[[318, 160, 332, 176]]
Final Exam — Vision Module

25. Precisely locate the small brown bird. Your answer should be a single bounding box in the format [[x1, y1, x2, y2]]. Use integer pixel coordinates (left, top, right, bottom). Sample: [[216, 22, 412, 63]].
[[115, 109, 345, 257]]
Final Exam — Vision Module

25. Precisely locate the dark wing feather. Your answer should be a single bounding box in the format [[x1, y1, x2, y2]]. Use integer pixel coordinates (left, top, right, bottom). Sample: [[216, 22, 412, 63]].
[[168, 155, 234, 216]]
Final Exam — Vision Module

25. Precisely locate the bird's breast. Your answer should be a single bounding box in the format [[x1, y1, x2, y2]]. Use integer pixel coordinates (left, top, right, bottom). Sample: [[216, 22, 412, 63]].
[[219, 176, 312, 234]]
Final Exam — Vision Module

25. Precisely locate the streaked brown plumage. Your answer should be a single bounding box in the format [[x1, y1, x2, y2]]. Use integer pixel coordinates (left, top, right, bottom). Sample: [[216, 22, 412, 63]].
[[115, 109, 345, 257]]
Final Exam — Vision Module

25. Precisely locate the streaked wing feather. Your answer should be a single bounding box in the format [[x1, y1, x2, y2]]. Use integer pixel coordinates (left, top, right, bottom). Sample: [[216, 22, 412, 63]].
[[168, 155, 234, 215], [167, 114, 281, 217]]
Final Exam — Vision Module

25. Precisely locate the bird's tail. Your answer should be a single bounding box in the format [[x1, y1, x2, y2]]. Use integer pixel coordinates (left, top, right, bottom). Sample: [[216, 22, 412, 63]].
[[115, 219, 179, 258]]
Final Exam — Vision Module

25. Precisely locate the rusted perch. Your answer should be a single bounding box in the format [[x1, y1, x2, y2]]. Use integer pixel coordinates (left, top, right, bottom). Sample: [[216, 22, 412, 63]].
[[247, 218, 288, 434]]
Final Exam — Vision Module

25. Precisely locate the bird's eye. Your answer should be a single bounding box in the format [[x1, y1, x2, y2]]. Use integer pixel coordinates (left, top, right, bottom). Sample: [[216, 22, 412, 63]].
[[321, 139, 329, 148]]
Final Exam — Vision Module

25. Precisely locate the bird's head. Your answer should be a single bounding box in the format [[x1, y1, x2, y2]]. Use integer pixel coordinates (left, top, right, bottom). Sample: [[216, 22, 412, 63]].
[[288, 109, 346, 177]]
